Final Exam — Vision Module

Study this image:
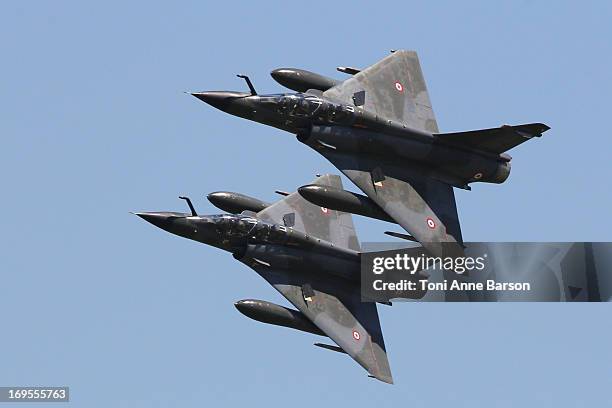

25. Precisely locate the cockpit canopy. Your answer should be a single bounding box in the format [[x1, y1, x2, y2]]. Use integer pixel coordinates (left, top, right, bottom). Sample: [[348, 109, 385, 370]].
[[209, 214, 289, 244], [267, 93, 355, 124]]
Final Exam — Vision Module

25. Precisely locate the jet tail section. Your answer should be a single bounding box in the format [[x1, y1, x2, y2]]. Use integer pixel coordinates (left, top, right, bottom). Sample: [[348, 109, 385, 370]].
[[435, 123, 550, 154], [256, 174, 361, 251], [323, 50, 439, 133]]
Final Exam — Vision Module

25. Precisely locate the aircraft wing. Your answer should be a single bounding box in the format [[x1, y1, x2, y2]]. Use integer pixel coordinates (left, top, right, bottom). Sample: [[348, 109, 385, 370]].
[[315, 149, 465, 258], [323, 50, 439, 133], [242, 260, 393, 384]]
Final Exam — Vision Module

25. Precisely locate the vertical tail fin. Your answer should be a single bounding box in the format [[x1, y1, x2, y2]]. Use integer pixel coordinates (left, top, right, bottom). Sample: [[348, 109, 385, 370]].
[[323, 50, 439, 133], [256, 174, 360, 251]]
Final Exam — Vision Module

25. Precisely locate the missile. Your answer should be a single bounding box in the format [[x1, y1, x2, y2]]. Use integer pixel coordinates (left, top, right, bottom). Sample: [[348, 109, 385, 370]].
[[336, 66, 361, 75], [298, 184, 394, 224], [234, 299, 324, 336], [270, 68, 340, 93], [207, 191, 269, 214]]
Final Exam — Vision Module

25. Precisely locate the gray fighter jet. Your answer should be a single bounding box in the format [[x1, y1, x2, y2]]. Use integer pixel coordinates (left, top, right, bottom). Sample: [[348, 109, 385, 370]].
[[191, 50, 550, 258], [134, 175, 394, 384]]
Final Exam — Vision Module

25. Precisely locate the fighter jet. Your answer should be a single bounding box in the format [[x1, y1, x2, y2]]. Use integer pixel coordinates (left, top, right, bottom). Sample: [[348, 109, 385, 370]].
[[190, 50, 550, 259], [134, 175, 395, 384]]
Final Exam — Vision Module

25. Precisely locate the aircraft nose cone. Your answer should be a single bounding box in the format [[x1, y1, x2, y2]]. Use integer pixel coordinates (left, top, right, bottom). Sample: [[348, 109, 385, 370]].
[[133, 212, 171, 229], [189, 91, 250, 111]]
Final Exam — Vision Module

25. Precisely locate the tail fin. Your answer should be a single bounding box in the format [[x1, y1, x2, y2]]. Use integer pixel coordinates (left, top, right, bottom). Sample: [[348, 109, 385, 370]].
[[323, 50, 439, 133], [435, 123, 551, 154], [256, 174, 360, 251]]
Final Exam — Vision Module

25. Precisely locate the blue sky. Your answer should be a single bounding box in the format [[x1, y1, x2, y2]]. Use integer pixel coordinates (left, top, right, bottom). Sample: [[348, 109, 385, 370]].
[[1, 1, 610, 406]]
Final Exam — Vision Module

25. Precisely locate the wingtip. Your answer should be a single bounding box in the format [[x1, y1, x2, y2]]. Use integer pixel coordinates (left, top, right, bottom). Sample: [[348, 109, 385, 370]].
[[530, 123, 551, 138], [382, 376, 394, 385], [530, 122, 551, 134], [368, 374, 394, 384]]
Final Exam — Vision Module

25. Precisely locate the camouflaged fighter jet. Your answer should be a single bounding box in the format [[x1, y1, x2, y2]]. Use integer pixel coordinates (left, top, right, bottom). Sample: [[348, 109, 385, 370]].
[[191, 50, 550, 259], [134, 175, 394, 384]]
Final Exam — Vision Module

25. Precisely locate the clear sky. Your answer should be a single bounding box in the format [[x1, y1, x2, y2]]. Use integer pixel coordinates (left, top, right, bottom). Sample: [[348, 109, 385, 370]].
[[1, 1, 611, 406]]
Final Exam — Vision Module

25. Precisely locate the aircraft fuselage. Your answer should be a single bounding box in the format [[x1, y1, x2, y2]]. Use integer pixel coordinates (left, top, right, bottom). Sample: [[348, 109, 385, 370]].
[[135, 212, 360, 281], [192, 91, 510, 187]]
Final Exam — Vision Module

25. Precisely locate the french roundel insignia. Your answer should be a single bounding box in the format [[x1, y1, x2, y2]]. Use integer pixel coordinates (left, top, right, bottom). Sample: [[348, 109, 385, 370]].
[[394, 82, 404, 92], [426, 217, 436, 229]]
